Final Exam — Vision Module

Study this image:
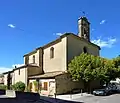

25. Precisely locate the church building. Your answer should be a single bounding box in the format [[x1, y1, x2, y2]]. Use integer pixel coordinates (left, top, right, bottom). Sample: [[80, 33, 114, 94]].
[[3, 16, 100, 96]]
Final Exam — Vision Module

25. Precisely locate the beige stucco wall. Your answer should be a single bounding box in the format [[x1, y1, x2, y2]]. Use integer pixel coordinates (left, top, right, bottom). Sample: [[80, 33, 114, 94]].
[[55, 74, 84, 94], [14, 68, 27, 86], [67, 35, 99, 62], [11, 72, 15, 85], [43, 37, 67, 72], [28, 50, 39, 66], [4, 74, 8, 85], [24, 49, 43, 66]]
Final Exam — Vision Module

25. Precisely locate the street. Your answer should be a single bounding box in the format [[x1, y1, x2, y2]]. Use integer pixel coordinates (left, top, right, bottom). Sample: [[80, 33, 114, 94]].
[[74, 94, 120, 103], [1, 92, 120, 103]]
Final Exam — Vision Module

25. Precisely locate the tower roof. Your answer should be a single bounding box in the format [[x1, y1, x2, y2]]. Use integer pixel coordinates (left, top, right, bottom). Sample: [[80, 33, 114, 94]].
[[78, 16, 90, 24]]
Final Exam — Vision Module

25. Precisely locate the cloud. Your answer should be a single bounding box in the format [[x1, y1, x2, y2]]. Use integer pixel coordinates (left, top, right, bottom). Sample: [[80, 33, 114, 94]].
[[0, 64, 24, 74], [8, 24, 16, 28], [91, 37, 117, 48], [0, 67, 12, 74], [100, 20, 106, 24], [54, 33, 63, 36]]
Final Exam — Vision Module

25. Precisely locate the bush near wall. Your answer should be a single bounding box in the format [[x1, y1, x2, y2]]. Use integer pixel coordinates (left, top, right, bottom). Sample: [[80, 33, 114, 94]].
[[12, 81, 25, 92], [0, 84, 7, 90]]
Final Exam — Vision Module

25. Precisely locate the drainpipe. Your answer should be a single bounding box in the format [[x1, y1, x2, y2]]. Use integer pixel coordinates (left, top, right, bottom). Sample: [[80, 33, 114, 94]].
[[13, 66, 16, 85]]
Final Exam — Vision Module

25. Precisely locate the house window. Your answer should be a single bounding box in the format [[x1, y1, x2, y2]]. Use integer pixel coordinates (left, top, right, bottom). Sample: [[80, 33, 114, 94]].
[[33, 55, 35, 64], [43, 82, 48, 91], [83, 47, 87, 53], [18, 69, 20, 75], [50, 47, 54, 59]]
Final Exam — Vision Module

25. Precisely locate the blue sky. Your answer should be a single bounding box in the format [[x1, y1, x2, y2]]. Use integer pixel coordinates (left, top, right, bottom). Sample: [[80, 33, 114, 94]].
[[0, 0, 120, 72]]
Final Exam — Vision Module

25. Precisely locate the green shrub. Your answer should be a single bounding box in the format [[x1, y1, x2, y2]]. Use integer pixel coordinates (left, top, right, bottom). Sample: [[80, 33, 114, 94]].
[[12, 81, 25, 91], [0, 84, 7, 90], [10, 85, 15, 90]]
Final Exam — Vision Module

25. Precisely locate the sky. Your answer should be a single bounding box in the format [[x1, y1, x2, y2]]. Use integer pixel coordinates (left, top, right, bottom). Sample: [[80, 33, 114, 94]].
[[0, 0, 120, 73]]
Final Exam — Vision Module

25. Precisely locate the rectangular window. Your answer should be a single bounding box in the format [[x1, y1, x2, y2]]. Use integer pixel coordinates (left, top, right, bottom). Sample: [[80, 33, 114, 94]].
[[43, 82, 48, 91], [18, 69, 20, 75]]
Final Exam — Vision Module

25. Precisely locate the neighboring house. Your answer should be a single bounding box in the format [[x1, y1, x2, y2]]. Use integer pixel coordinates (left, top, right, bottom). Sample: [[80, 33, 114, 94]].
[[0, 74, 4, 84], [3, 71, 13, 86], [3, 16, 100, 95], [3, 64, 41, 86]]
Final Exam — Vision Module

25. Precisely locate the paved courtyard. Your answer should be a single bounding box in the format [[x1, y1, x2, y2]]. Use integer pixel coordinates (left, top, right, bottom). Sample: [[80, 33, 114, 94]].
[[1, 93, 120, 103], [73, 94, 120, 103], [40, 93, 120, 103]]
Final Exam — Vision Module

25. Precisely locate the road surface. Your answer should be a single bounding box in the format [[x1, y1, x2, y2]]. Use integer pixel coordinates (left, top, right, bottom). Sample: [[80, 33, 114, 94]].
[[74, 94, 120, 103]]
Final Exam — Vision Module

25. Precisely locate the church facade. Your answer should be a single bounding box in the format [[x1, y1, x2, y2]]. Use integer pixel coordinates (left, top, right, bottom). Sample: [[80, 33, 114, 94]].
[[3, 16, 100, 96]]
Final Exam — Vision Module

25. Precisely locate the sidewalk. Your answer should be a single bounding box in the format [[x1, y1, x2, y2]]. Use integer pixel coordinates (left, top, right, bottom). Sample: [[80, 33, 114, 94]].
[[40, 93, 93, 102], [54, 93, 93, 100]]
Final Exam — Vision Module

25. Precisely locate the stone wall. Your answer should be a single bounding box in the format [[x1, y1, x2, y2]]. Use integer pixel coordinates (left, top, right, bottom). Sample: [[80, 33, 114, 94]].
[[27, 66, 43, 76], [55, 74, 84, 94]]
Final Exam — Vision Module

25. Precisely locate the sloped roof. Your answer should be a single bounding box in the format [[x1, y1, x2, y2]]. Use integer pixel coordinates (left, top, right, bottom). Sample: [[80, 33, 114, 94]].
[[13, 64, 39, 71], [28, 71, 66, 79], [3, 64, 39, 74], [24, 33, 100, 57]]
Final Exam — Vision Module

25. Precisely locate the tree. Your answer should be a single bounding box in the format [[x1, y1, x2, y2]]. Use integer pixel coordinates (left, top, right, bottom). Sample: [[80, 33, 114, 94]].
[[112, 55, 120, 78], [112, 55, 120, 68], [69, 53, 101, 81], [68, 53, 101, 91], [68, 53, 120, 90]]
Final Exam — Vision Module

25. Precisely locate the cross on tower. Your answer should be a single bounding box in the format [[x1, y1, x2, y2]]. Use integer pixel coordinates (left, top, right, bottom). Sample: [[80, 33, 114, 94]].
[[82, 11, 86, 17]]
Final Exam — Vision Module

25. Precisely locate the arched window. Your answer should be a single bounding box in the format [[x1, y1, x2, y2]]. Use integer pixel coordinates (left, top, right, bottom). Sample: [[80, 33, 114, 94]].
[[33, 55, 35, 64], [50, 47, 54, 59], [83, 47, 87, 53]]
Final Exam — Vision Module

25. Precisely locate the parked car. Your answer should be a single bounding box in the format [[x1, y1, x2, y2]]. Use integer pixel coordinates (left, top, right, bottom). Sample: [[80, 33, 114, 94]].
[[93, 82, 119, 96], [110, 82, 120, 93], [93, 82, 120, 96], [93, 87, 112, 96]]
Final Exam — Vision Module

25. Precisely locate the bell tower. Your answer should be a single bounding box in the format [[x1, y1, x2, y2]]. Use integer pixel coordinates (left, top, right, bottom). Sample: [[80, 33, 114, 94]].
[[78, 16, 90, 42]]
